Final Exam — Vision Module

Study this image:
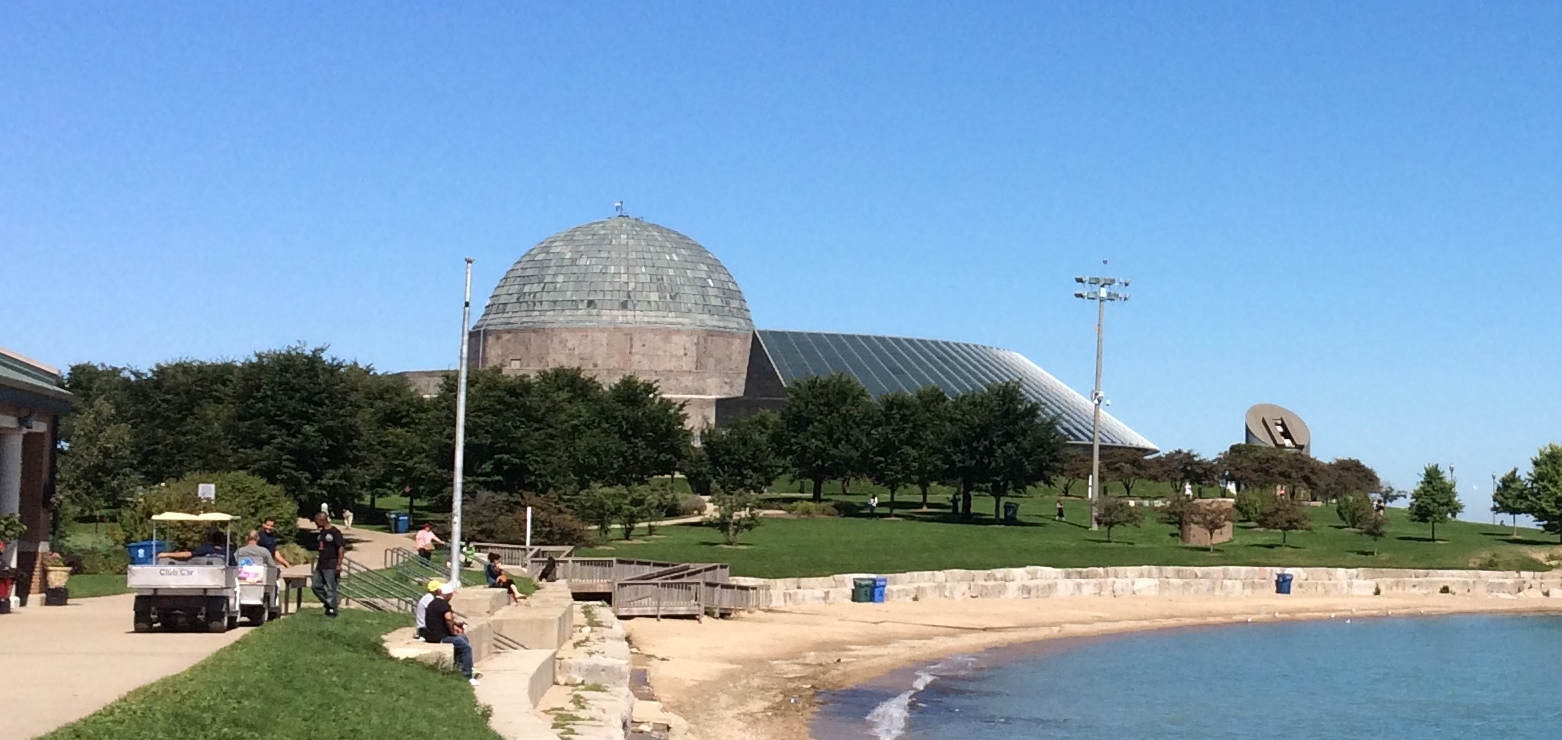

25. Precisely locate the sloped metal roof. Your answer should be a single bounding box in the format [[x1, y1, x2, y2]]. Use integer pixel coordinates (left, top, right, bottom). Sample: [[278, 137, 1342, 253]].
[[474, 216, 753, 334], [0, 346, 73, 413], [755, 330, 1157, 451]]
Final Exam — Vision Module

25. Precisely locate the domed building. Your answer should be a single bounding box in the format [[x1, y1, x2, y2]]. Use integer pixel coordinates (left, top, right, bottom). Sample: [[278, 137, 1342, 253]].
[[468, 215, 755, 429], [409, 211, 1157, 452]]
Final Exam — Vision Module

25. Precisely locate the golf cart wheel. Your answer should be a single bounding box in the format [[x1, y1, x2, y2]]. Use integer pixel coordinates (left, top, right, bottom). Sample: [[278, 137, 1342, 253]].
[[248, 606, 268, 626], [206, 617, 228, 633], [227, 615, 239, 630], [133, 614, 153, 633]]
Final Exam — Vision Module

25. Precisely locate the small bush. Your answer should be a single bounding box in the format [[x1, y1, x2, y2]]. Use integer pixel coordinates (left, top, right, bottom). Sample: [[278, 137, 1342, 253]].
[[278, 542, 315, 566], [676, 494, 706, 517], [1439, 584, 1453, 594], [783, 501, 839, 518], [1234, 490, 1268, 523]]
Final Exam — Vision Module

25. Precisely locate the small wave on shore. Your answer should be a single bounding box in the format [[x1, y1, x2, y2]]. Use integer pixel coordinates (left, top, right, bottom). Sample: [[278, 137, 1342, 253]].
[[865, 656, 977, 739]]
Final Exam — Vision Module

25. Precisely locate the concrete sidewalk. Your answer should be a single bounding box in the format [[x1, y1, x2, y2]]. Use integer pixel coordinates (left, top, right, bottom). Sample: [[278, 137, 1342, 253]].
[[0, 593, 246, 739]]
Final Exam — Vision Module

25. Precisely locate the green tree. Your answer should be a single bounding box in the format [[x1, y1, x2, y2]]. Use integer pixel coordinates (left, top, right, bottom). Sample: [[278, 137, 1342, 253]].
[[1361, 511, 1388, 555], [1096, 497, 1142, 543], [1523, 444, 1562, 543], [1490, 468, 1531, 537], [706, 491, 763, 545], [230, 345, 365, 513], [55, 396, 143, 528], [1335, 492, 1371, 530], [943, 383, 1064, 521], [353, 370, 442, 520], [1408, 464, 1463, 542], [1328, 458, 1382, 500], [120, 472, 296, 548], [600, 376, 690, 487], [1157, 449, 1218, 497], [125, 359, 239, 485], [1059, 450, 1092, 498], [1186, 504, 1235, 552], [1233, 490, 1268, 523], [865, 391, 921, 514], [703, 412, 784, 497], [1257, 495, 1313, 545], [574, 486, 627, 541], [776, 374, 873, 503], [910, 386, 950, 509], [1100, 448, 1148, 497]]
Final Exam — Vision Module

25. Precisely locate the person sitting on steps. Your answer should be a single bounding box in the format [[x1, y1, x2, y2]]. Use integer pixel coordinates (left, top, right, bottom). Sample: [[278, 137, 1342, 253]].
[[483, 552, 524, 604]]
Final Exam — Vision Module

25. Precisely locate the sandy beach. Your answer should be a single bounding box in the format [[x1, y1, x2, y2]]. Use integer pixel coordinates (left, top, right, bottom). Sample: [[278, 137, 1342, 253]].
[[625, 594, 1562, 739]]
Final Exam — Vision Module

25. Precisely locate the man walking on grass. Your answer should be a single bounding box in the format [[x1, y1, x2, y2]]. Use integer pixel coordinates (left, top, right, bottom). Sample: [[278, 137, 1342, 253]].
[[312, 512, 345, 617]]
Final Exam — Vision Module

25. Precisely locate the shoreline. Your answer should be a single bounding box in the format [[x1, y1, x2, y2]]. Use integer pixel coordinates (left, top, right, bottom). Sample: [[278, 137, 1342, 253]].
[[624, 594, 1562, 740]]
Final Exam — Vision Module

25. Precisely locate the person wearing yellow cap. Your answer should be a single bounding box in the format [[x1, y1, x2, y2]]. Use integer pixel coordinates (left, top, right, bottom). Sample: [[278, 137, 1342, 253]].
[[413, 580, 442, 641]]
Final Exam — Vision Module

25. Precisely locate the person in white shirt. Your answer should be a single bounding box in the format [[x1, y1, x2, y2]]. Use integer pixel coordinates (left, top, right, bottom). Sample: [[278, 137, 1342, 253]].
[[414, 579, 442, 641]]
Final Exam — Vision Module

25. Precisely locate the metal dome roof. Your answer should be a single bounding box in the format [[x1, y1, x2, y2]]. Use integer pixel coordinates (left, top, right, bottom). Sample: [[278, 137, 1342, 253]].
[[474, 216, 754, 333]]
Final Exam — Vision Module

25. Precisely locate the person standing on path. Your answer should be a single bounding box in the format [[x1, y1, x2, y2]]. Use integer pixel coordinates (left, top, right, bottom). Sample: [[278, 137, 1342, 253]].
[[415, 522, 443, 562], [256, 518, 292, 569], [312, 513, 345, 617], [425, 583, 479, 685], [342, 509, 354, 530]]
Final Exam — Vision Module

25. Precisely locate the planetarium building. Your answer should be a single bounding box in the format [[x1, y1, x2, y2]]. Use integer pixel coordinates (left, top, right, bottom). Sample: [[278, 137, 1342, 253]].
[[462, 214, 1155, 451]]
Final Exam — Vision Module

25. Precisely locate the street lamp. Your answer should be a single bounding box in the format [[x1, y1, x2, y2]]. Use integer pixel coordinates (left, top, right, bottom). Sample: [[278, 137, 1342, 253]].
[[1074, 262, 1130, 531]]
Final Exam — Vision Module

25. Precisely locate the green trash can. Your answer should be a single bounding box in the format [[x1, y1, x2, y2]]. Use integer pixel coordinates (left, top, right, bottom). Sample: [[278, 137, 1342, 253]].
[[852, 577, 876, 603]]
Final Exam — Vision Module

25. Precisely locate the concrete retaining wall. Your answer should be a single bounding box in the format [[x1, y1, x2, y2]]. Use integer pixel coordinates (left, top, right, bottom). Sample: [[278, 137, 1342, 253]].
[[732, 566, 1562, 607]]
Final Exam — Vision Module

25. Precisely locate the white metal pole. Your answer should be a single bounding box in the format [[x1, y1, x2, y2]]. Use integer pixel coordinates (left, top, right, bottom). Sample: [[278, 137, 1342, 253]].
[[450, 257, 474, 587], [1089, 288, 1105, 531], [525, 506, 533, 551]]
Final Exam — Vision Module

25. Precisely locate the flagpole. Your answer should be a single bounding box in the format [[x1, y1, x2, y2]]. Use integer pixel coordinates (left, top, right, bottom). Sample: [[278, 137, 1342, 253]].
[[450, 257, 473, 587]]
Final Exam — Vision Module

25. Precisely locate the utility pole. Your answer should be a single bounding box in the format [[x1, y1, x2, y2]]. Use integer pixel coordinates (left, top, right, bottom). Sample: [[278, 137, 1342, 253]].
[[450, 258, 474, 587], [1074, 262, 1129, 531]]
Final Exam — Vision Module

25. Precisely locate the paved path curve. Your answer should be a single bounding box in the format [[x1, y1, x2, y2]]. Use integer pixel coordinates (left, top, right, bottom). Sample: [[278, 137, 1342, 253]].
[[0, 593, 247, 739]]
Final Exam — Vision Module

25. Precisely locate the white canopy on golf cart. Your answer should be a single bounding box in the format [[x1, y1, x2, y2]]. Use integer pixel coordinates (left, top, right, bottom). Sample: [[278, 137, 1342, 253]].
[[151, 512, 238, 522]]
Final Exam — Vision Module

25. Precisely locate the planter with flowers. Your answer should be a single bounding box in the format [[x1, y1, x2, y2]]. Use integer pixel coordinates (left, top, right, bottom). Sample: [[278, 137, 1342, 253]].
[[44, 551, 70, 589]]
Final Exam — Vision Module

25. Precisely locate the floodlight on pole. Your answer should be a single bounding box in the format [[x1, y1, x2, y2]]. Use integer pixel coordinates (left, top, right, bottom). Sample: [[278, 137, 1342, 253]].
[[450, 257, 474, 587], [1073, 259, 1130, 531]]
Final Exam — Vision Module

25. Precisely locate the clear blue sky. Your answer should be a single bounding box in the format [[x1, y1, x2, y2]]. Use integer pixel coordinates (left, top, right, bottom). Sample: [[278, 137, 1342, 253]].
[[5, 3, 1560, 517]]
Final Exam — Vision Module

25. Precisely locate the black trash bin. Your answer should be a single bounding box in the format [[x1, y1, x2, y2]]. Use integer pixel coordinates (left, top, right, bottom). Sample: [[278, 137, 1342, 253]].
[[1003, 502, 1020, 523], [852, 577, 876, 603]]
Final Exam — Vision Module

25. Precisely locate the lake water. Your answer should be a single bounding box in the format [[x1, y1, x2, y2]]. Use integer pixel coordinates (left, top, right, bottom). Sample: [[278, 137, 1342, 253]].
[[813, 614, 1562, 740]]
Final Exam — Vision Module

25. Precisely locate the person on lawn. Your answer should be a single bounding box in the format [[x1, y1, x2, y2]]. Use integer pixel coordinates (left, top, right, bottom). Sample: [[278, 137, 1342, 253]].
[[313, 512, 345, 618]]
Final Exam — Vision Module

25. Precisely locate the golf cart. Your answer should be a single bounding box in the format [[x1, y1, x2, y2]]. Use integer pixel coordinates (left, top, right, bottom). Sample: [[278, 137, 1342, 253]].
[[127, 512, 279, 632]]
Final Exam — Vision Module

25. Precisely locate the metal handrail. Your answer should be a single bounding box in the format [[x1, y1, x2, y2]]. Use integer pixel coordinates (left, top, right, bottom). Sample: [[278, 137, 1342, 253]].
[[340, 560, 418, 613]]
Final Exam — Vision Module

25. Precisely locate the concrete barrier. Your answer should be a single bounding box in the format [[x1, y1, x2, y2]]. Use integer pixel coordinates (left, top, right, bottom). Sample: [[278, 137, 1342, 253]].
[[739, 565, 1562, 606]]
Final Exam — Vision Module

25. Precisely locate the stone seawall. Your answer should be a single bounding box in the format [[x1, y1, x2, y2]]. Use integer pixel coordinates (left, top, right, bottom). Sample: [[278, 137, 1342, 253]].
[[732, 566, 1562, 608]]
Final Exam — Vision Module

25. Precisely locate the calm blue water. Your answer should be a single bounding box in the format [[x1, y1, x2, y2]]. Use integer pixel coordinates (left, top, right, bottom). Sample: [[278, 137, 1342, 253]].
[[814, 615, 1562, 739]]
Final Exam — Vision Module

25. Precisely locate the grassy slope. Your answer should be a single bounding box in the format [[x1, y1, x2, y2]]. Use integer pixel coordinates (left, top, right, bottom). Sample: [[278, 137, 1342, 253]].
[[43, 612, 499, 740], [581, 498, 1555, 578]]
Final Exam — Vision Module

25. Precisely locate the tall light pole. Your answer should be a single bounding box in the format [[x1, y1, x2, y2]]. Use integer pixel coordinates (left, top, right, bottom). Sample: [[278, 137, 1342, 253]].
[[450, 257, 474, 586], [1074, 262, 1129, 531]]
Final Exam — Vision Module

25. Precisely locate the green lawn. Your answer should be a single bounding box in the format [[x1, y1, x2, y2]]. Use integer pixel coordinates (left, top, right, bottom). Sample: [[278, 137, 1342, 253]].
[[43, 611, 499, 740], [581, 498, 1556, 577], [66, 573, 133, 599]]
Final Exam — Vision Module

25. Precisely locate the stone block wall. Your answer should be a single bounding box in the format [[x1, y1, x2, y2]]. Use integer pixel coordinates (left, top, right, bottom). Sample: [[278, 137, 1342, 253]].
[[733, 565, 1562, 608]]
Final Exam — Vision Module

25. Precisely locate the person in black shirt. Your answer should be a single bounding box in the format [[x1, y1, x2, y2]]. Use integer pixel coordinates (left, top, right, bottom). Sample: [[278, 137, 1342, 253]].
[[257, 517, 292, 569], [158, 528, 235, 566], [312, 512, 345, 617], [424, 583, 478, 685]]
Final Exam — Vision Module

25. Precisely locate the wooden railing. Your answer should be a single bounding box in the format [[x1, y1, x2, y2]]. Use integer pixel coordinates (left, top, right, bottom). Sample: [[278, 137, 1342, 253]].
[[470, 542, 575, 569], [469, 542, 758, 618]]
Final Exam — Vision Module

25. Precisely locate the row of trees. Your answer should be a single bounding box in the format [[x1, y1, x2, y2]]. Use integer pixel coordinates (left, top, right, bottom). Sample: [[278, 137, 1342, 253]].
[[696, 374, 1067, 521], [1491, 444, 1562, 543], [56, 346, 690, 530], [1066, 445, 1383, 503]]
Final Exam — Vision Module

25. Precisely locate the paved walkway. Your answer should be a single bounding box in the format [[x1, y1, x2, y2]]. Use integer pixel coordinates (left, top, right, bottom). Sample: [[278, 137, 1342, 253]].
[[0, 593, 247, 739]]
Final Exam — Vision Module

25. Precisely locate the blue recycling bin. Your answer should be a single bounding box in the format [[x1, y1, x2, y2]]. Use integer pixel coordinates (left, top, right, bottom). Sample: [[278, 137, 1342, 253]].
[[127, 540, 169, 566], [872, 577, 887, 603], [388, 512, 410, 533], [1275, 573, 1294, 595], [1003, 502, 1020, 523], [398, 512, 412, 533]]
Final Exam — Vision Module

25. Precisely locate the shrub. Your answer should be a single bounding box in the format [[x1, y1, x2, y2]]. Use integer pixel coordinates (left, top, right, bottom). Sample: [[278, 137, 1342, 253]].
[[278, 542, 315, 566], [458, 491, 592, 548], [1234, 490, 1268, 523], [676, 494, 706, 517], [119, 472, 297, 548], [64, 541, 131, 575], [706, 491, 763, 545], [1096, 497, 1143, 543], [783, 501, 840, 518], [1336, 493, 1371, 530], [1256, 496, 1314, 545], [1157, 496, 1191, 527]]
